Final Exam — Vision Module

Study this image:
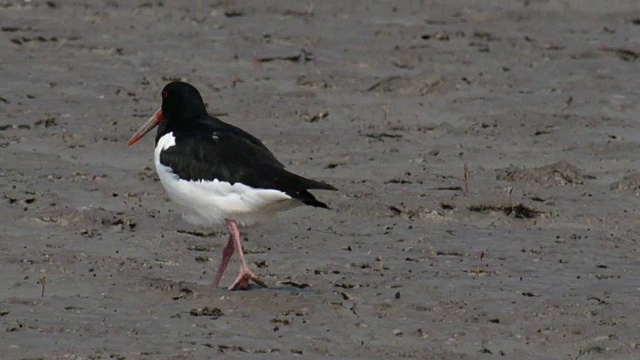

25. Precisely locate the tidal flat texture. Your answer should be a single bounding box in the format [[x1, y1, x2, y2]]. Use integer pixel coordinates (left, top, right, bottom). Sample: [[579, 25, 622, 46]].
[[2, 1, 640, 359]]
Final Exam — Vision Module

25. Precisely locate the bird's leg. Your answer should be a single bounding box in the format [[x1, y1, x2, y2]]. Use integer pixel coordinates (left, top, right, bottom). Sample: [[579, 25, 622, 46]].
[[224, 219, 267, 290], [212, 233, 234, 287]]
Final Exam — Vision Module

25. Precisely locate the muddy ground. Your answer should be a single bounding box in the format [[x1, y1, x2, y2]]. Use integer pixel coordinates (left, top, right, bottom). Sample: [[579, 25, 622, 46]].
[[2, 1, 640, 359]]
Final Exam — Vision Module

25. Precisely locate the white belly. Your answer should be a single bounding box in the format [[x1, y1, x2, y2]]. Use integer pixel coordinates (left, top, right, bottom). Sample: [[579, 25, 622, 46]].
[[154, 133, 302, 226]]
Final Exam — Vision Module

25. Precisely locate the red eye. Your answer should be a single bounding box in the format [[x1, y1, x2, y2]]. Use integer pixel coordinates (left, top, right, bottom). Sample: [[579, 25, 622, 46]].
[[162, 90, 169, 99]]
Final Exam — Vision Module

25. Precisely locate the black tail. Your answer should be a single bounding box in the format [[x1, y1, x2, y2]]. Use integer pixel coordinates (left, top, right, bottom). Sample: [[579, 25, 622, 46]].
[[291, 174, 337, 208], [297, 190, 332, 208], [304, 179, 338, 191]]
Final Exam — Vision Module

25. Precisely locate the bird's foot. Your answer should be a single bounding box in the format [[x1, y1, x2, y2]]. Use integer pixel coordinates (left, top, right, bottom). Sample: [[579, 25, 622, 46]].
[[228, 268, 267, 291]]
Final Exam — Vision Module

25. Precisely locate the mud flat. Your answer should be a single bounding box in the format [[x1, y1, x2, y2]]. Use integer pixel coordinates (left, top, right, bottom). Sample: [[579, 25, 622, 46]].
[[2, 1, 640, 359]]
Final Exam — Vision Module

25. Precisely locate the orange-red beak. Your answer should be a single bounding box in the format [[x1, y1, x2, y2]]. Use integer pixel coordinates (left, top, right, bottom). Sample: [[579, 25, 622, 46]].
[[128, 109, 164, 146]]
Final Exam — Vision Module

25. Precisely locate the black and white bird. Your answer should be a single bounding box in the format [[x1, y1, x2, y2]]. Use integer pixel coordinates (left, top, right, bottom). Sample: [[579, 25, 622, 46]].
[[128, 81, 336, 290]]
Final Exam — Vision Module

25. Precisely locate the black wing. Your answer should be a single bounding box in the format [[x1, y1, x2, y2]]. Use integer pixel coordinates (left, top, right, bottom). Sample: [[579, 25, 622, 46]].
[[159, 130, 336, 208], [198, 116, 287, 169]]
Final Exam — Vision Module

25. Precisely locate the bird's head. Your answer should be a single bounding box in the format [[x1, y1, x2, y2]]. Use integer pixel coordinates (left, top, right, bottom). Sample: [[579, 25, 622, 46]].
[[128, 81, 207, 146]]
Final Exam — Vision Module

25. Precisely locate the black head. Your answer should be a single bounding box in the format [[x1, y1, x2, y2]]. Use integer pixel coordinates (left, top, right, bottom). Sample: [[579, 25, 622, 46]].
[[160, 82, 208, 125], [128, 81, 209, 146]]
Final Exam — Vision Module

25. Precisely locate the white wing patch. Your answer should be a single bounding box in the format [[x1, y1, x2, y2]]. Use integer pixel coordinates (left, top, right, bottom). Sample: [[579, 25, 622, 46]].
[[154, 132, 301, 226], [157, 132, 176, 150]]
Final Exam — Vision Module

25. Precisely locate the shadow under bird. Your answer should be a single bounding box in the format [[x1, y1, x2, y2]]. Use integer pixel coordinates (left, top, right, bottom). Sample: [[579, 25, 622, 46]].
[[128, 81, 336, 290]]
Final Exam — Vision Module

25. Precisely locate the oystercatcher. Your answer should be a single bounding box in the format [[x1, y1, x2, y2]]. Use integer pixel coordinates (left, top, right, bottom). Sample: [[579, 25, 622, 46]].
[[128, 81, 336, 290]]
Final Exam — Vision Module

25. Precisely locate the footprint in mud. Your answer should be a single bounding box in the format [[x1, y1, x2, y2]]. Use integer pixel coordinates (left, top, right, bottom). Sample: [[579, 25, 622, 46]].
[[610, 172, 640, 192], [496, 160, 589, 186]]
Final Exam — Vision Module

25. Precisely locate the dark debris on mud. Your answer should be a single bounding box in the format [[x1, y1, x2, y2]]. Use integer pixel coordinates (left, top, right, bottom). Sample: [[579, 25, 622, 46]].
[[468, 203, 542, 219]]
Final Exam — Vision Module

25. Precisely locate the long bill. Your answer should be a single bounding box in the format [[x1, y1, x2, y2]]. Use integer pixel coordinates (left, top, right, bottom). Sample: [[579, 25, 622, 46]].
[[128, 109, 164, 146]]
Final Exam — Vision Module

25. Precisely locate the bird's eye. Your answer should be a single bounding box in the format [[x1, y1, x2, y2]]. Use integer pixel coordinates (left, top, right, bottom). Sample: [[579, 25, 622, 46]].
[[162, 90, 169, 99]]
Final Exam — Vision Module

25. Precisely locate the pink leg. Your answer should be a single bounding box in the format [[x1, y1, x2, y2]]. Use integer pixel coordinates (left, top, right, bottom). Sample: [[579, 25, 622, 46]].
[[212, 234, 234, 288], [224, 219, 267, 290]]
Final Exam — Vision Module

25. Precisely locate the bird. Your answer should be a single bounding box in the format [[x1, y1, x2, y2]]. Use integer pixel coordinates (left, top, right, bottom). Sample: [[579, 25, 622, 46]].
[[128, 81, 336, 290]]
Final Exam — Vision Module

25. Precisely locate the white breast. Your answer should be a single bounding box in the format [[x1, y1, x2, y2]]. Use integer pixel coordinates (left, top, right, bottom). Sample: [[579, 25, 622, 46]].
[[153, 133, 301, 226]]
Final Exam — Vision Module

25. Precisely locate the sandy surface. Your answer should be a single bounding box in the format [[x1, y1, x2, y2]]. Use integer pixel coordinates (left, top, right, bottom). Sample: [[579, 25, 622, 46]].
[[3, 1, 640, 359]]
